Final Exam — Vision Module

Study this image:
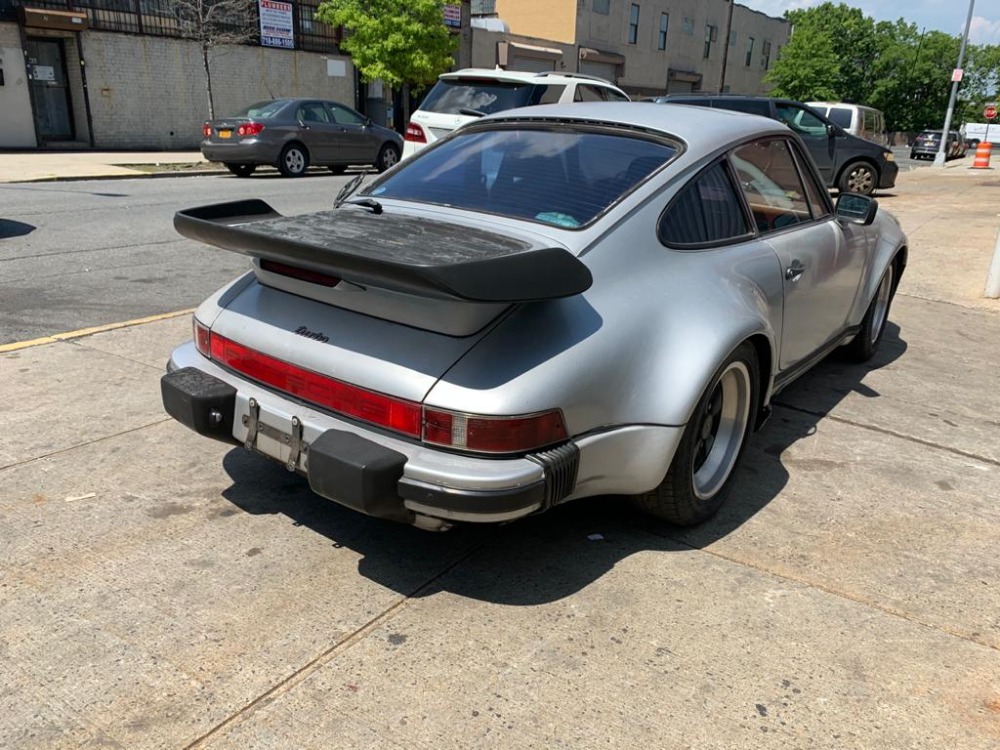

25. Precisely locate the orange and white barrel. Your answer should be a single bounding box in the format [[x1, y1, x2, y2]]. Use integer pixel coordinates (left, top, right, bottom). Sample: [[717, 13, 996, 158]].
[[972, 141, 993, 169]]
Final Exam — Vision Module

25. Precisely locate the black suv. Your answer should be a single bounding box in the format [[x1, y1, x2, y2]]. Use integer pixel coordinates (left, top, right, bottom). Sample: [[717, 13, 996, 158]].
[[655, 95, 897, 195]]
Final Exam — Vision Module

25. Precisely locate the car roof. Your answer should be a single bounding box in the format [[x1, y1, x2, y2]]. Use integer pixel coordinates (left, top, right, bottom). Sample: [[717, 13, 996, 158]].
[[478, 101, 790, 147], [440, 67, 619, 87]]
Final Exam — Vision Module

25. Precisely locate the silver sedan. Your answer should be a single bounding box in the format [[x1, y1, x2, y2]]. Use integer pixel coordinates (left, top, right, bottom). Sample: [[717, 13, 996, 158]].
[[200, 98, 403, 177], [164, 103, 906, 529]]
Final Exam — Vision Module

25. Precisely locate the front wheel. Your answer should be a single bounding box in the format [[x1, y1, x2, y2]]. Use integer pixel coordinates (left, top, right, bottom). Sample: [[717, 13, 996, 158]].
[[631, 343, 759, 526], [376, 143, 400, 172], [278, 143, 309, 177], [225, 163, 256, 177], [842, 262, 896, 362], [838, 161, 878, 195]]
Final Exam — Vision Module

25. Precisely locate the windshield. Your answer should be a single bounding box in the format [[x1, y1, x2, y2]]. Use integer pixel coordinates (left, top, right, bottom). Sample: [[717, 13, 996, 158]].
[[367, 127, 677, 228], [232, 100, 286, 119], [418, 79, 546, 115]]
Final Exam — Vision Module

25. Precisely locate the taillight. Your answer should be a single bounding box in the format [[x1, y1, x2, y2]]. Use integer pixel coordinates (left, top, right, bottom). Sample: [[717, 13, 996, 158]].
[[259, 259, 341, 287], [209, 333, 423, 438], [237, 122, 265, 137], [193, 318, 212, 357], [202, 123, 211, 138], [423, 408, 568, 454], [404, 122, 427, 143]]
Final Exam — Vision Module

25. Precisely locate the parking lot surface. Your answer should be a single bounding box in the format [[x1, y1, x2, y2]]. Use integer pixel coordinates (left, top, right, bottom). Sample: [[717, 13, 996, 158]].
[[2, 167, 999, 749]]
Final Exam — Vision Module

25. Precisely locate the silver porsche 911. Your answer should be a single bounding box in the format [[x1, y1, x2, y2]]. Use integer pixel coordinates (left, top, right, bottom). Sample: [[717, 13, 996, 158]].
[[162, 103, 906, 530]]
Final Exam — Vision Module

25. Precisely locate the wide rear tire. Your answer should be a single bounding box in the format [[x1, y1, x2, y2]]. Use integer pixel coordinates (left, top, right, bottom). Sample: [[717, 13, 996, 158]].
[[842, 262, 896, 362], [632, 343, 759, 526]]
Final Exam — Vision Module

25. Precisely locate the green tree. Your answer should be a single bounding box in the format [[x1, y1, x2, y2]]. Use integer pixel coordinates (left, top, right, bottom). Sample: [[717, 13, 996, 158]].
[[764, 23, 840, 101], [316, 0, 457, 123]]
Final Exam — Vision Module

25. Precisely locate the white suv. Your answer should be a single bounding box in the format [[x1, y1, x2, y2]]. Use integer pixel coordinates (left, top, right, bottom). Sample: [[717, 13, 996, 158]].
[[402, 68, 630, 159]]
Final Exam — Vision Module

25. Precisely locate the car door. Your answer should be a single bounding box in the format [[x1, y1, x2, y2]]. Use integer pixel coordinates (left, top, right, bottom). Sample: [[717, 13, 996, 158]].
[[773, 102, 835, 185], [293, 101, 339, 163], [731, 137, 865, 369], [327, 102, 379, 164]]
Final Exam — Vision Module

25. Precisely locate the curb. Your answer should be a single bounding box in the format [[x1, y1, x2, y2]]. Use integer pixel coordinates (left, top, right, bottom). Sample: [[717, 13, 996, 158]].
[[4, 169, 226, 184]]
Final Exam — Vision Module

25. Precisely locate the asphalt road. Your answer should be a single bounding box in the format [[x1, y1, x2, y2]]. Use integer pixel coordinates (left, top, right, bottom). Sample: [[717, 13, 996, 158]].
[[0, 172, 355, 346]]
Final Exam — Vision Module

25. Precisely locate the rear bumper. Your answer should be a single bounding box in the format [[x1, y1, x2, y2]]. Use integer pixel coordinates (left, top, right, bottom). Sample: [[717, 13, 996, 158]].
[[201, 139, 280, 165], [163, 341, 683, 526]]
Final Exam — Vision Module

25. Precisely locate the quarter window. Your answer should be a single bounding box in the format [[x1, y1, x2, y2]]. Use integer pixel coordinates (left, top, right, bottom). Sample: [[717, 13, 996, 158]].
[[731, 140, 813, 234], [628, 4, 640, 45], [659, 162, 750, 246]]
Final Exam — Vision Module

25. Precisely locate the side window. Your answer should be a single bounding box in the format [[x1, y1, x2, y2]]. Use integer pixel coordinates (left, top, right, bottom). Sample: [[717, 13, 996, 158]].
[[775, 103, 828, 138], [602, 87, 629, 102], [574, 84, 606, 102], [789, 141, 831, 218], [297, 102, 331, 124], [659, 162, 751, 246], [731, 139, 813, 233], [533, 84, 566, 105], [327, 103, 364, 125]]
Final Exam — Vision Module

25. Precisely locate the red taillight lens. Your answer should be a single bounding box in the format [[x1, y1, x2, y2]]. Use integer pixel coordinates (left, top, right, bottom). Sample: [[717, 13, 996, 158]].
[[237, 122, 265, 137], [259, 259, 341, 287], [193, 318, 211, 357], [210, 333, 422, 437], [404, 122, 427, 143], [202, 123, 211, 138], [423, 408, 568, 454]]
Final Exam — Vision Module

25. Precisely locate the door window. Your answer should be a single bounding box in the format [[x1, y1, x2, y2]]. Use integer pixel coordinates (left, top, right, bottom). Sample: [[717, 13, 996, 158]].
[[574, 84, 609, 102], [731, 139, 813, 233], [659, 162, 751, 246], [327, 103, 365, 125], [775, 103, 828, 138], [297, 102, 331, 123]]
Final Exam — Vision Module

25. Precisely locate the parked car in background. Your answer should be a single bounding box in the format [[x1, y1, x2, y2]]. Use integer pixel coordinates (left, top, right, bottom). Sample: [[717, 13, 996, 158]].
[[807, 102, 888, 147], [910, 129, 966, 160], [163, 103, 906, 532], [655, 94, 897, 195], [201, 98, 403, 177], [402, 69, 629, 159], [960, 122, 1000, 148]]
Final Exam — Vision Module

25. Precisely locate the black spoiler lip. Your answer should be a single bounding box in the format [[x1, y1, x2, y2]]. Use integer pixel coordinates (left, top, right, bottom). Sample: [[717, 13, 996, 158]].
[[173, 199, 593, 303]]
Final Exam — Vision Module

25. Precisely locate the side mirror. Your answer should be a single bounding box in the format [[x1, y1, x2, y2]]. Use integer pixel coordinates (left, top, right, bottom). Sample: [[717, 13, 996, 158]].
[[835, 193, 878, 225]]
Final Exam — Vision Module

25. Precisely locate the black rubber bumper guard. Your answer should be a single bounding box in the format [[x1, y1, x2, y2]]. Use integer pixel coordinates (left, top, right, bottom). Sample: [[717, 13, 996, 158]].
[[161, 367, 579, 524]]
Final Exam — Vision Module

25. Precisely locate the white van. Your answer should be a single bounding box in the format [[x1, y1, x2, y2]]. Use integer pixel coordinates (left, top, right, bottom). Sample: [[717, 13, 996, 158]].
[[808, 102, 888, 147]]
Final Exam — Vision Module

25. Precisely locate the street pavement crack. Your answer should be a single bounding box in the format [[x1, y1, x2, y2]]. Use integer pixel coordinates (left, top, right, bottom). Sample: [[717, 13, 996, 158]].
[[0, 237, 185, 264], [772, 400, 1000, 468], [181, 540, 492, 750]]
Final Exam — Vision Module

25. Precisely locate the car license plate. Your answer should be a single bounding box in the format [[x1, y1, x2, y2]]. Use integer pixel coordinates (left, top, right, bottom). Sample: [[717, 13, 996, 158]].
[[219, 129, 232, 139]]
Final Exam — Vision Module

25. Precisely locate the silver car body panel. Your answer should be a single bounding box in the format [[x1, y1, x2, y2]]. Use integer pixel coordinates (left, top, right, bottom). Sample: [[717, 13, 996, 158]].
[[171, 102, 907, 523]]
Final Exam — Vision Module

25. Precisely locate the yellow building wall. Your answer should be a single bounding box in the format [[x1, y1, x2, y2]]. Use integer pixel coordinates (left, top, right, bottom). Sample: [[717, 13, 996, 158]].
[[494, 0, 578, 45]]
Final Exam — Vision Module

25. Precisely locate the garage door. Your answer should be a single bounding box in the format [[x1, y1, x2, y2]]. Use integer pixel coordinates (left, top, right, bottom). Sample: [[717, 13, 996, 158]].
[[579, 60, 617, 82]]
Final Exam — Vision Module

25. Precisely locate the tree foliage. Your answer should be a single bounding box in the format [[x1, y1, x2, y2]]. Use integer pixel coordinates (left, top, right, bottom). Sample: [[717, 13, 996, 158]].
[[764, 1, 999, 132], [315, 0, 456, 90]]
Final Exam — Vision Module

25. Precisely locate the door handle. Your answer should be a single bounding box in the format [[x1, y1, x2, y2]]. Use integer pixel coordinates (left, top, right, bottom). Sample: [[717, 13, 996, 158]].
[[785, 260, 805, 281]]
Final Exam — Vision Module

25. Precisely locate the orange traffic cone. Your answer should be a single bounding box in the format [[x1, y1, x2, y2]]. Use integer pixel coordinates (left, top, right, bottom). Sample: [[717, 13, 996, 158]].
[[972, 141, 993, 169]]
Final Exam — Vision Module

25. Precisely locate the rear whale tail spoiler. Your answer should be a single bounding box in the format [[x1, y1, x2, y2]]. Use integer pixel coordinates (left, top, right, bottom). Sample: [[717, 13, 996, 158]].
[[174, 199, 593, 303]]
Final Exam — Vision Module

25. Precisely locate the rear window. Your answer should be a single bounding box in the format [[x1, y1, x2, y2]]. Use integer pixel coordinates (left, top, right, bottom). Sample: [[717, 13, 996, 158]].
[[233, 100, 286, 119], [828, 107, 853, 128], [418, 79, 563, 116], [918, 131, 942, 141], [367, 127, 677, 228]]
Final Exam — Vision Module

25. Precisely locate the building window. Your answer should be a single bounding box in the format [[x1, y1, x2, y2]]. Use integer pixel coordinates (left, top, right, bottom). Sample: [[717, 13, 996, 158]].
[[658, 13, 669, 50], [762, 40, 772, 69], [628, 4, 640, 45], [704, 24, 716, 58], [729, 30, 737, 46], [744, 37, 755, 67], [593, 0, 610, 14], [682, 17, 694, 35]]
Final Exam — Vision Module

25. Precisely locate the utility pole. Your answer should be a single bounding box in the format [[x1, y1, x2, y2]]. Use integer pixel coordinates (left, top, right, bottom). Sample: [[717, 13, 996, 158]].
[[718, 0, 735, 93], [934, 0, 975, 166]]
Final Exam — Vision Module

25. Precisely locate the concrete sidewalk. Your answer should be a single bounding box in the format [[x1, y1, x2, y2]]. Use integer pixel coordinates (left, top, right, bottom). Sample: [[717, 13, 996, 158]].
[[1, 163, 1000, 750], [0, 150, 214, 182]]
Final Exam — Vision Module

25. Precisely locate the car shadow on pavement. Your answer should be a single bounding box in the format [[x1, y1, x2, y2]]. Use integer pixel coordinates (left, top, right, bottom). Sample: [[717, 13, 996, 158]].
[[0, 219, 35, 238], [220, 323, 906, 606]]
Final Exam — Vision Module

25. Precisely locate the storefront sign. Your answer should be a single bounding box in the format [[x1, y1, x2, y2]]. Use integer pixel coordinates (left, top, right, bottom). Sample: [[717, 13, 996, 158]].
[[259, 0, 294, 49], [443, 4, 462, 28]]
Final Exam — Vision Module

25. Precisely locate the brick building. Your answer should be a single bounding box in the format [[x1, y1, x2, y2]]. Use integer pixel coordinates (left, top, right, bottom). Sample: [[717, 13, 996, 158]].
[[0, 0, 353, 149]]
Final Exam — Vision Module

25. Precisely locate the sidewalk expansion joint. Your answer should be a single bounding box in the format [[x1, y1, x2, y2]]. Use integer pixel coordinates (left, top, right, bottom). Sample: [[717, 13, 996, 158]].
[[0, 418, 172, 473], [181, 540, 491, 750], [897, 290, 1000, 312], [772, 401, 1000, 469]]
